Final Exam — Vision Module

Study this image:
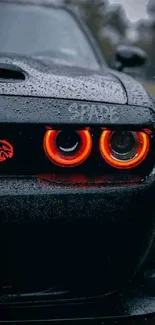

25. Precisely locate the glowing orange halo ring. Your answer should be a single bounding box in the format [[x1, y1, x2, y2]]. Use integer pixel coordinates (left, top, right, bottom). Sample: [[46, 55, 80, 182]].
[[99, 130, 150, 169], [43, 129, 92, 167]]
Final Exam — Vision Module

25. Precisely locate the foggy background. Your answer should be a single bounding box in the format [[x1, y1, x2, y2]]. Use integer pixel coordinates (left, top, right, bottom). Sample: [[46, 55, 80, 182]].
[[63, 0, 155, 94], [110, 0, 148, 22]]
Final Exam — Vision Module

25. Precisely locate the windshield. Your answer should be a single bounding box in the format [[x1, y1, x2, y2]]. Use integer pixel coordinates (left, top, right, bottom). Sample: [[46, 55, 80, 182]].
[[0, 2, 100, 69]]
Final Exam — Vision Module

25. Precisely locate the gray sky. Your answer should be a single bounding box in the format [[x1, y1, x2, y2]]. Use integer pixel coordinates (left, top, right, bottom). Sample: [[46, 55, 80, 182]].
[[109, 0, 149, 22]]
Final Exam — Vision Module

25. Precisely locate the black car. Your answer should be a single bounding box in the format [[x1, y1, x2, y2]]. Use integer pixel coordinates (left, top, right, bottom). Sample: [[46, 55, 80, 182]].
[[0, 1, 155, 324]]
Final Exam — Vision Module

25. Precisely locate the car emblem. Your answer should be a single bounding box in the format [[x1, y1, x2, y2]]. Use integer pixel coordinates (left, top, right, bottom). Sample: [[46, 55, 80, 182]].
[[0, 140, 14, 162]]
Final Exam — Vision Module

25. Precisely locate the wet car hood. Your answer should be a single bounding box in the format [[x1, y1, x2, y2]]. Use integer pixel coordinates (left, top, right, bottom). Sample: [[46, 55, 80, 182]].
[[0, 54, 153, 108]]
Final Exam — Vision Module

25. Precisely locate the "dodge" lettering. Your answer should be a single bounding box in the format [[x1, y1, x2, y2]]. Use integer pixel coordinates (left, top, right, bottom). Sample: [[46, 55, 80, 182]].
[[68, 103, 119, 123]]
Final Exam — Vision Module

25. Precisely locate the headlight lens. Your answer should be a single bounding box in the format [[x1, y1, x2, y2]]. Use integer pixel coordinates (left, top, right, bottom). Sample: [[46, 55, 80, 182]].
[[99, 130, 150, 169], [43, 129, 92, 167]]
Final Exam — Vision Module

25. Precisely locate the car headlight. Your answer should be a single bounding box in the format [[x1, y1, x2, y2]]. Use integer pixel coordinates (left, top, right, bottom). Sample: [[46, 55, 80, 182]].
[[99, 130, 150, 169], [43, 129, 92, 167]]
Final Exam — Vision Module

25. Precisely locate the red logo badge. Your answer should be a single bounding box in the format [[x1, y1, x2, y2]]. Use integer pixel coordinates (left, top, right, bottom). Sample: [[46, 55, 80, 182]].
[[0, 140, 14, 162]]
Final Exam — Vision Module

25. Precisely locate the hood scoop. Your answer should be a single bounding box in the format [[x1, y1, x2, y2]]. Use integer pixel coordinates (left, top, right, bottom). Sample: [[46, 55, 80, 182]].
[[0, 63, 26, 82]]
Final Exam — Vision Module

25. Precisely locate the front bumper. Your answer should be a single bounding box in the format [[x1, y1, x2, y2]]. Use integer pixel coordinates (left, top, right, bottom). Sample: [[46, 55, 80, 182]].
[[0, 273, 155, 324], [0, 176, 155, 298]]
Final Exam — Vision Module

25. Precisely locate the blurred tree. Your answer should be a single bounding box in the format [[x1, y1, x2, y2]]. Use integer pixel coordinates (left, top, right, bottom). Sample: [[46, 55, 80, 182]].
[[64, 0, 107, 42], [147, 0, 155, 20], [104, 4, 129, 38], [132, 1, 155, 81], [63, 0, 130, 66], [63, 0, 155, 82]]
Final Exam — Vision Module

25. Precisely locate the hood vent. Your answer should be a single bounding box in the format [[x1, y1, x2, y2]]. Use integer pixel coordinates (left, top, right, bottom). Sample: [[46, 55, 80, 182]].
[[0, 63, 26, 82]]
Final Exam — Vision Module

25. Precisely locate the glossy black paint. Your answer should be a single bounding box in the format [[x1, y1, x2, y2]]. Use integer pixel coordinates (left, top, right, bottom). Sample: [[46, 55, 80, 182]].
[[0, 1, 155, 321], [0, 177, 155, 297], [0, 55, 155, 301], [0, 96, 154, 125], [0, 55, 153, 109]]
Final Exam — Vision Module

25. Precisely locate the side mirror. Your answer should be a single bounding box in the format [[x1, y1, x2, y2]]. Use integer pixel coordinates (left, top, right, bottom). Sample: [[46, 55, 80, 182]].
[[115, 45, 147, 71]]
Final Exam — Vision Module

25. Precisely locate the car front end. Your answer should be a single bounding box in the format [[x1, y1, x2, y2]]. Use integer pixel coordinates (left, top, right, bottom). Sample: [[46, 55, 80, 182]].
[[0, 55, 154, 302], [0, 2, 155, 324]]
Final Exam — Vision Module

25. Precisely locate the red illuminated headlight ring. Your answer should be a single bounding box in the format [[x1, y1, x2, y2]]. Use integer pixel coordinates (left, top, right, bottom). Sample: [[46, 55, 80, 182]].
[[99, 130, 150, 169], [43, 129, 92, 167]]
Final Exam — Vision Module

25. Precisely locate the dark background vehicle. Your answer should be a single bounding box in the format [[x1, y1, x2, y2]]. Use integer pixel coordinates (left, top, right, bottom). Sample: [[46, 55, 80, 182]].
[[0, 1, 155, 324]]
